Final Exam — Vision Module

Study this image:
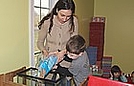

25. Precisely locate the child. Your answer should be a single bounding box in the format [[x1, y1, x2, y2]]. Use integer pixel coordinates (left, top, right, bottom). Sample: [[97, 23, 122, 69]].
[[55, 35, 90, 86], [110, 65, 128, 82], [131, 71, 134, 84]]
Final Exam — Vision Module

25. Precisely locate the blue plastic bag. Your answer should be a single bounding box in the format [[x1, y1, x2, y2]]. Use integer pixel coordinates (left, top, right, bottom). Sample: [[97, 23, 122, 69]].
[[38, 55, 58, 76]]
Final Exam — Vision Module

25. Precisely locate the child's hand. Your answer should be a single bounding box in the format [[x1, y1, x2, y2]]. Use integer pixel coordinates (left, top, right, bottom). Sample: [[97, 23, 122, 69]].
[[120, 72, 124, 76], [40, 69, 46, 78], [110, 72, 113, 78]]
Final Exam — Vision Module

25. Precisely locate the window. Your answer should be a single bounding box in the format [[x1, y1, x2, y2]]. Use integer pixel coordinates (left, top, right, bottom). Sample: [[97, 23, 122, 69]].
[[32, 0, 50, 67], [34, 0, 50, 52], [29, 0, 57, 66]]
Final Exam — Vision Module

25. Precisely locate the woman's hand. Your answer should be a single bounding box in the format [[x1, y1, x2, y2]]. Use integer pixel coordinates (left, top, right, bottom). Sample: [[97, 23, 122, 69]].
[[42, 49, 66, 62], [47, 49, 66, 62], [42, 49, 49, 57]]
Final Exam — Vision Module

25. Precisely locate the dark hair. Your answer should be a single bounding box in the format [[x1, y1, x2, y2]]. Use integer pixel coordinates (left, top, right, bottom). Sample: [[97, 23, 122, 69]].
[[131, 71, 134, 75], [38, 0, 76, 34], [111, 65, 121, 74], [66, 35, 86, 55], [111, 65, 122, 81]]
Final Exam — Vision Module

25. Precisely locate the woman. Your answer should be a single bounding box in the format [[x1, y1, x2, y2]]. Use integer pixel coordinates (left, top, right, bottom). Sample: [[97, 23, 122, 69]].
[[37, 0, 78, 58]]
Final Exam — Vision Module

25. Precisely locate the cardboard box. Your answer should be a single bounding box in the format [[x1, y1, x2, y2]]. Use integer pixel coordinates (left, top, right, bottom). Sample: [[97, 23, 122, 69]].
[[92, 17, 106, 22]]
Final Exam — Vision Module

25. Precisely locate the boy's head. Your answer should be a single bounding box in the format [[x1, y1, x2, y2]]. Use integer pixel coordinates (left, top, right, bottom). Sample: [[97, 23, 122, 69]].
[[66, 35, 86, 59], [132, 71, 134, 83], [131, 71, 134, 77], [111, 65, 121, 78]]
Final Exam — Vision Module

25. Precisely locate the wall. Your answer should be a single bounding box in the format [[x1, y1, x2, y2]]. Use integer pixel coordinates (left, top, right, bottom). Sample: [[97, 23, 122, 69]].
[[74, 0, 94, 46], [1, 0, 132, 75], [0, 0, 93, 74], [0, 0, 29, 73], [94, 0, 134, 73]]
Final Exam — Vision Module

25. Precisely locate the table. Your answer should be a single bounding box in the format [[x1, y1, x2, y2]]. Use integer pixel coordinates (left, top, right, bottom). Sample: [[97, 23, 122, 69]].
[[16, 67, 67, 86]]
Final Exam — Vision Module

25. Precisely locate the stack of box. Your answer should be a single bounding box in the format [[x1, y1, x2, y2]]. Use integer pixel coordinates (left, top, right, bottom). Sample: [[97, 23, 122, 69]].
[[86, 46, 97, 65], [89, 16, 106, 71], [101, 56, 112, 78], [89, 22, 105, 61]]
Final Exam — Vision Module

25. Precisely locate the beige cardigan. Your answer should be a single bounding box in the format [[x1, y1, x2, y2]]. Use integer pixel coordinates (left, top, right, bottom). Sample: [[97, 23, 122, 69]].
[[37, 16, 78, 52]]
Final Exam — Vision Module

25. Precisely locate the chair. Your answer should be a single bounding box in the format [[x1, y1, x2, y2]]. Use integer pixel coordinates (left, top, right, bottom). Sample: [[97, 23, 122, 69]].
[[79, 77, 88, 86], [4, 66, 26, 85], [0, 74, 4, 86]]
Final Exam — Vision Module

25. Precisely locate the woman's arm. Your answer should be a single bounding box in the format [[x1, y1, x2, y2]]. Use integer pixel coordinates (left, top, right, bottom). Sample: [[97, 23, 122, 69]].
[[37, 20, 50, 56]]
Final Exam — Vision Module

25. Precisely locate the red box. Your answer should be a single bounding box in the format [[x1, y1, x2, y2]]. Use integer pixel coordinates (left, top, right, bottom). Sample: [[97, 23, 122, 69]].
[[88, 76, 134, 86]]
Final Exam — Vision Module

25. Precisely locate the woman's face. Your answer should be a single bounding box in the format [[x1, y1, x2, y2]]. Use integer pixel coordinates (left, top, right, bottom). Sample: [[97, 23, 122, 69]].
[[57, 9, 72, 24]]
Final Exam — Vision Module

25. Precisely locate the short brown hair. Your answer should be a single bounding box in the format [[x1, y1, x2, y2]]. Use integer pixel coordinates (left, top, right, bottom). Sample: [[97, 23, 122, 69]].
[[66, 35, 86, 55]]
